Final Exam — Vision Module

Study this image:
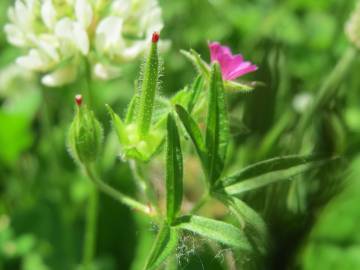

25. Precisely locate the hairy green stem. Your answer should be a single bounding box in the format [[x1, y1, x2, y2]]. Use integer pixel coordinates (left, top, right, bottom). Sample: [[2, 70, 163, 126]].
[[84, 163, 151, 215], [128, 160, 159, 214], [82, 185, 98, 270]]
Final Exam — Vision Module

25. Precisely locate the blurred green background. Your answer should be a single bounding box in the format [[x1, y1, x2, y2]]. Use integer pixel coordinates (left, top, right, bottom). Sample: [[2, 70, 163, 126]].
[[1, 0, 360, 269]]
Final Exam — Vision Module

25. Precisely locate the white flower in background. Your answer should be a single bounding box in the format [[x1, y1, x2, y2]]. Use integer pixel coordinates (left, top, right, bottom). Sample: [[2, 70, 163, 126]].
[[4, 0, 164, 87], [346, 1, 360, 49], [292, 92, 313, 114]]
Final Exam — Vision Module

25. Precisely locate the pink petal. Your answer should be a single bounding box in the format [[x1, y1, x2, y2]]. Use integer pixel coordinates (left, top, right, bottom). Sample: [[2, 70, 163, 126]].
[[220, 54, 244, 78], [208, 41, 258, 81], [225, 63, 258, 81], [209, 42, 231, 62]]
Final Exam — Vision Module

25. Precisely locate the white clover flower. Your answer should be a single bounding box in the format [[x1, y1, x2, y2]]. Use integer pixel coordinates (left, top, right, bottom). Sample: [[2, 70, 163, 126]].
[[292, 92, 313, 114], [4, 0, 165, 87], [346, 1, 360, 49]]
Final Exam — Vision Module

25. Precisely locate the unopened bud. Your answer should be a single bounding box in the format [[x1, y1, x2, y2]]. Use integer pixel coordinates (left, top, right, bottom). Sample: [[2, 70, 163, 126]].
[[68, 95, 103, 164], [152, 32, 160, 43], [75, 94, 83, 106]]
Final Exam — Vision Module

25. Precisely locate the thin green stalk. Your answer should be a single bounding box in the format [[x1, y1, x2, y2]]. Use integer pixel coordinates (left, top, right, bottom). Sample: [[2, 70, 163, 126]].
[[129, 160, 159, 214], [190, 193, 209, 214], [84, 163, 151, 215], [82, 185, 98, 270]]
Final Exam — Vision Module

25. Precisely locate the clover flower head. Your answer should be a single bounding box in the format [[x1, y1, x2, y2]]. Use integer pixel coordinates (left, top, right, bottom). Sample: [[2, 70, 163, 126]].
[[208, 42, 257, 81], [4, 0, 165, 87]]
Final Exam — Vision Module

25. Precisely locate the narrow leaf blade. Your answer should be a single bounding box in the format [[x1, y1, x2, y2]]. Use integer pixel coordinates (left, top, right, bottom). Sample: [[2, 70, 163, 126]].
[[166, 114, 183, 222], [144, 224, 178, 270], [222, 156, 337, 195], [173, 215, 251, 251], [175, 105, 207, 173], [206, 63, 230, 184], [221, 154, 331, 187], [187, 75, 204, 113], [217, 195, 268, 254]]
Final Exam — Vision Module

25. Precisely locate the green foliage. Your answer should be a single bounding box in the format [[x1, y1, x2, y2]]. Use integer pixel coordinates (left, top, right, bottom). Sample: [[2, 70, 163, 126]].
[[144, 224, 178, 270], [205, 63, 230, 184], [165, 114, 183, 222], [1, 0, 359, 270], [175, 104, 208, 172], [173, 215, 251, 251], [222, 155, 325, 186]]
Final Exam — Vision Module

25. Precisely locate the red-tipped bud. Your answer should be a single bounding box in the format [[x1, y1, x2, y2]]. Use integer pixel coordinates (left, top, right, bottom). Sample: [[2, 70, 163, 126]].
[[75, 94, 83, 106], [152, 32, 160, 43]]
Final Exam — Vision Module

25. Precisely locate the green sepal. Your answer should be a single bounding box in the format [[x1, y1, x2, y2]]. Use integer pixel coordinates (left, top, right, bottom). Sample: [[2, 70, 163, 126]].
[[106, 104, 129, 145], [107, 104, 164, 162]]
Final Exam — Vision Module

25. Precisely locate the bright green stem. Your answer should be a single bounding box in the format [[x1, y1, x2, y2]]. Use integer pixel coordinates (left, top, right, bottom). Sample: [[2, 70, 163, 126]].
[[137, 41, 159, 137], [84, 163, 151, 215], [82, 185, 98, 270], [295, 47, 357, 144]]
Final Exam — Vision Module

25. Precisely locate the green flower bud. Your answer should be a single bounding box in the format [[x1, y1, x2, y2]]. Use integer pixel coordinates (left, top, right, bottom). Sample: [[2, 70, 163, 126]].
[[68, 94, 103, 164]]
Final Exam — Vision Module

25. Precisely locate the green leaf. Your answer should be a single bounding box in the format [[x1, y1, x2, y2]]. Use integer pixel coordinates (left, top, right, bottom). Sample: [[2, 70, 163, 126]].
[[175, 105, 207, 173], [180, 49, 210, 79], [221, 155, 328, 187], [221, 155, 337, 195], [187, 75, 204, 113], [217, 195, 268, 254], [144, 224, 178, 270], [166, 114, 183, 222], [173, 215, 251, 251], [206, 63, 230, 184]]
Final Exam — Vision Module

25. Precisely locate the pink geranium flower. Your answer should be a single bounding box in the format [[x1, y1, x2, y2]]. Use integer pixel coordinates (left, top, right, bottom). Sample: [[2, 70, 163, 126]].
[[209, 42, 258, 81]]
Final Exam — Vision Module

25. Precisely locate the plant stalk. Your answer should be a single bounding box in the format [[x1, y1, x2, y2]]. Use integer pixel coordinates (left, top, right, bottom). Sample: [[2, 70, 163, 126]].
[[82, 184, 98, 270], [84, 163, 151, 215]]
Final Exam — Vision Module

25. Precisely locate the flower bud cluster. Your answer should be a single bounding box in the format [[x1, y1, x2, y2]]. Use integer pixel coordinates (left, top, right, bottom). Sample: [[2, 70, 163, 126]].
[[4, 0, 164, 87]]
